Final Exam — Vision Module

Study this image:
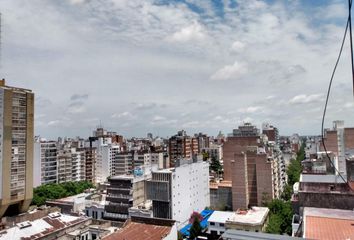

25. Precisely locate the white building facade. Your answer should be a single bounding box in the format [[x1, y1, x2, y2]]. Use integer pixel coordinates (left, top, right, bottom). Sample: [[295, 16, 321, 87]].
[[147, 159, 210, 226]]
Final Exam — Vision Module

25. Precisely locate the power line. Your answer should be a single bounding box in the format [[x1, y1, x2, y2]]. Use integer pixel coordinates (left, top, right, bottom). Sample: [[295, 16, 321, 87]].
[[321, 0, 353, 191], [349, 0, 354, 95]]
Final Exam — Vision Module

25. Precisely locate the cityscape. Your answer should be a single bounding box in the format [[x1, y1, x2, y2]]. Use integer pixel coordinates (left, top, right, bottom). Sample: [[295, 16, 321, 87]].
[[0, 0, 354, 240]]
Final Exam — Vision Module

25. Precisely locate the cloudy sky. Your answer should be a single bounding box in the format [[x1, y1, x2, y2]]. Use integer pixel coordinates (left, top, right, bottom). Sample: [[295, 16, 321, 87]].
[[0, 0, 353, 138]]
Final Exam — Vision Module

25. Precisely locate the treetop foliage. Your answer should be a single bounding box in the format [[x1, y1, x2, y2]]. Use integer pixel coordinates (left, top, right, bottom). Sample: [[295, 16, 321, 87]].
[[31, 181, 95, 206]]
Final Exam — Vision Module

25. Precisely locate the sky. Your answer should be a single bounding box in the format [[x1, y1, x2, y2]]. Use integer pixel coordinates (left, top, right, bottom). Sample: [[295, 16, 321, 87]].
[[0, 0, 353, 139]]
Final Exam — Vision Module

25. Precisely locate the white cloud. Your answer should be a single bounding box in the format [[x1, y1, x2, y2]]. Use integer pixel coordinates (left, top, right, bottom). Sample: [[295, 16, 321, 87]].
[[289, 94, 323, 105], [231, 41, 245, 53], [2, 0, 354, 137], [210, 61, 248, 81], [111, 111, 135, 119], [238, 106, 262, 114], [167, 22, 206, 43]]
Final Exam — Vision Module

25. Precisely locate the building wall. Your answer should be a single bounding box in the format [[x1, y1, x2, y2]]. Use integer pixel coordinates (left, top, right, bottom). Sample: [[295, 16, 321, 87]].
[[210, 186, 232, 210], [231, 150, 273, 210], [231, 152, 248, 210], [33, 141, 58, 187], [0, 81, 34, 217], [223, 136, 259, 181], [171, 160, 210, 224]]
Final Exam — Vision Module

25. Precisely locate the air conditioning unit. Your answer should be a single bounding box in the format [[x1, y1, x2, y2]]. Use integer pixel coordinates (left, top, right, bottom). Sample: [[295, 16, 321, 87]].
[[48, 212, 61, 218], [16, 221, 32, 229]]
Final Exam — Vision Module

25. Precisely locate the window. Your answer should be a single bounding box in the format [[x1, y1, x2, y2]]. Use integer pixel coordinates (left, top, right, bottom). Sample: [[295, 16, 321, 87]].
[[210, 222, 215, 226], [92, 234, 97, 240], [219, 223, 225, 227], [220, 231, 224, 235]]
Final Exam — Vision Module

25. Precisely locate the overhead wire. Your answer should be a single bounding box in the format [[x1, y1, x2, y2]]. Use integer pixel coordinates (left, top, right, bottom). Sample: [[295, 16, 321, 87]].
[[321, 0, 354, 191]]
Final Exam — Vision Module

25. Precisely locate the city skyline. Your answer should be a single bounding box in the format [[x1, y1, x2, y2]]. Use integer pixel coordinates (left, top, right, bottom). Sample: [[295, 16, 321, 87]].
[[1, 0, 353, 138]]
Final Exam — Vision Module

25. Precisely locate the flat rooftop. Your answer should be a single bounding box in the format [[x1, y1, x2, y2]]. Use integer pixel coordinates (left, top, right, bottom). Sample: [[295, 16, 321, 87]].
[[209, 181, 232, 189], [226, 207, 269, 226], [304, 207, 354, 240], [208, 211, 235, 223]]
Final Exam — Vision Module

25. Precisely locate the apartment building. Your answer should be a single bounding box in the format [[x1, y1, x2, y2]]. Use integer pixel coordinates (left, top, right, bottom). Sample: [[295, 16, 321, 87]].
[[0, 79, 34, 218], [223, 123, 283, 210], [33, 139, 58, 187], [71, 148, 86, 182], [168, 130, 192, 166], [104, 175, 146, 221], [223, 123, 261, 182], [57, 149, 73, 183], [321, 120, 354, 177], [146, 158, 210, 225]]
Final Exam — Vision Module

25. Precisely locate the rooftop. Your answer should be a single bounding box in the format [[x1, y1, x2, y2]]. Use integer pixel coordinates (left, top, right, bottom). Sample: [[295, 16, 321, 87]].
[[208, 211, 235, 223], [103, 222, 171, 240], [209, 180, 232, 189], [226, 207, 269, 226], [0, 212, 88, 240], [304, 207, 354, 240], [221, 229, 300, 240]]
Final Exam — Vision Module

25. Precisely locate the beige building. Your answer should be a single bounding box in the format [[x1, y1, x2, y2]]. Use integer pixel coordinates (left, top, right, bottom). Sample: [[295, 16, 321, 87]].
[[0, 79, 34, 218]]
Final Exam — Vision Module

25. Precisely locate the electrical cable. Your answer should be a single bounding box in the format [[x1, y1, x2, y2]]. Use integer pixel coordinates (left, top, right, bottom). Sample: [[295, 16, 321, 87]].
[[321, 0, 353, 191], [349, 0, 354, 94]]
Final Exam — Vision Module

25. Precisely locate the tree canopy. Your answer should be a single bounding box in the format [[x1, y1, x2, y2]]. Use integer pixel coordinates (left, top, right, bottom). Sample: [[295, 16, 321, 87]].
[[31, 181, 95, 206]]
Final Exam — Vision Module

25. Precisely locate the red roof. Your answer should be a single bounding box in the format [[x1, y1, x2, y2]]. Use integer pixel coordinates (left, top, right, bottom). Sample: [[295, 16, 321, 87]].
[[305, 216, 354, 240], [103, 222, 172, 240]]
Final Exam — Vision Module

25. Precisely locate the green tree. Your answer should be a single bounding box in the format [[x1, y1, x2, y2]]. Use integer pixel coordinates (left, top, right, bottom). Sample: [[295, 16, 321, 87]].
[[281, 184, 293, 201], [31, 181, 95, 206], [202, 151, 209, 161], [189, 216, 202, 240], [266, 214, 282, 234], [209, 156, 222, 174]]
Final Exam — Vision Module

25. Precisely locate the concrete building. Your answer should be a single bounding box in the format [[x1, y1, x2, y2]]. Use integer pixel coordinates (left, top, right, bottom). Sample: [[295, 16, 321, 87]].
[[209, 181, 232, 210], [223, 123, 261, 182], [207, 211, 234, 236], [297, 207, 354, 239], [0, 79, 34, 218], [71, 148, 86, 182], [321, 120, 354, 177], [225, 207, 269, 232], [231, 147, 274, 209], [201, 144, 222, 162], [262, 123, 279, 145], [168, 130, 193, 166], [57, 148, 73, 183], [104, 175, 146, 221], [33, 139, 58, 187], [223, 123, 283, 210], [146, 158, 210, 226]]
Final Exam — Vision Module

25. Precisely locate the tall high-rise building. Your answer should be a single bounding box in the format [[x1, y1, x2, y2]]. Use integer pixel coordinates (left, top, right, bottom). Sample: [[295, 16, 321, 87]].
[[33, 138, 58, 187], [0, 79, 34, 217], [168, 130, 192, 166], [223, 123, 261, 181]]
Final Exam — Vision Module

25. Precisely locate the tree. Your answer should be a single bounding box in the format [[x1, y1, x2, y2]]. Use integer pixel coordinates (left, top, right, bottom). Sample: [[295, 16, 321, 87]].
[[31, 181, 95, 206], [281, 184, 293, 201], [189, 215, 202, 240], [266, 199, 293, 235], [202, 151, 209, 161], [209, 156, 222, 174], [266, 214, 282, 234]]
